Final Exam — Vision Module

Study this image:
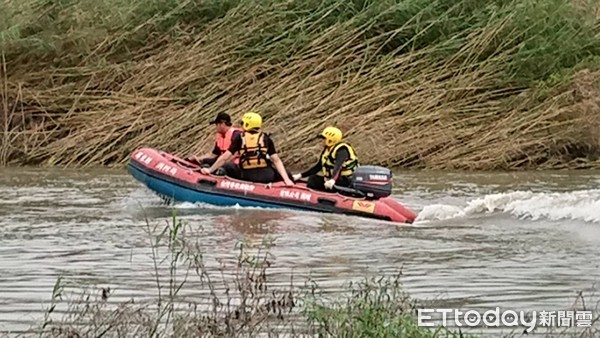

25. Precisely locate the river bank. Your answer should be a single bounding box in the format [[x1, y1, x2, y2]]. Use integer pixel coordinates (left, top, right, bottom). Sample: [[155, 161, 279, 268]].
[[1, 0, 600, 171]]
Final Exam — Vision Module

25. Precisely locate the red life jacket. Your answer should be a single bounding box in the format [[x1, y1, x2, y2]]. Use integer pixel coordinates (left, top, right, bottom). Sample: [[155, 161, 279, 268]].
[[216, 127, 242, 164]]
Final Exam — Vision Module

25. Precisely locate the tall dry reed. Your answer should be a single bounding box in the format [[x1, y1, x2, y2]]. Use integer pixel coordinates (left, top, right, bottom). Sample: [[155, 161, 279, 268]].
[[1, 0, 600, 169]]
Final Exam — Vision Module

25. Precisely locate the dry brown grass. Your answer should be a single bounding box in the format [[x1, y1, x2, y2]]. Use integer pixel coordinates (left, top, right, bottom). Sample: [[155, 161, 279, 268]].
[[2, 0, 600, 170]]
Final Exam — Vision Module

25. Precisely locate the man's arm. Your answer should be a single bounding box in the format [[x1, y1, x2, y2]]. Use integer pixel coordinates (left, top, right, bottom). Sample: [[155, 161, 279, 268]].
[[202, 134, 241, 174], [198, 142, 221, 161], [265, 135, 293, 185], [188, 142, 219, 162], [205, 150, 233, 173], [196, 152, 217, 161], [300, 151, 324, 178], [299, 163, 321, 178], [270, 154, 293, 185]]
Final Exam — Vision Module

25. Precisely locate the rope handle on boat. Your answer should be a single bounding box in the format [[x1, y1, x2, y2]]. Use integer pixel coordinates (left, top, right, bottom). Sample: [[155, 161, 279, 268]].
[[170, 157, 202, 170], [293, 177, 364, 196]]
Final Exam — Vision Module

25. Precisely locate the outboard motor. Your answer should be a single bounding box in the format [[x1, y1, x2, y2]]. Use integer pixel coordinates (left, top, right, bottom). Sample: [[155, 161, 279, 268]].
[[350, 165, 393, 200]]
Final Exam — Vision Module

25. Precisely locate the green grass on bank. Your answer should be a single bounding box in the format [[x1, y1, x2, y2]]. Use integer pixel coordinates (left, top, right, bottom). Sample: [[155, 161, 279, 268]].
[[3, 0, 599, 86], [1, 0, 600, 169]]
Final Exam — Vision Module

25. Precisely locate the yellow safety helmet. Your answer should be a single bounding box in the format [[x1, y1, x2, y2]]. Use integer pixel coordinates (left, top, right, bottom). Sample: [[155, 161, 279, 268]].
[[241, 111, 262, 131], [320, 126, 342, 147]]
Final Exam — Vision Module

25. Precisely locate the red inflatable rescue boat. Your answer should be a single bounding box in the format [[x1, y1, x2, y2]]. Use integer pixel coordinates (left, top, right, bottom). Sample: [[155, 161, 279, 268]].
[[127, 147, 417, 224]]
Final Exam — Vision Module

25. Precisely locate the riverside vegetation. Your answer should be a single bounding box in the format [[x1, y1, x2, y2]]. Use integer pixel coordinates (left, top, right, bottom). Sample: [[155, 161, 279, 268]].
[[16, 213, 599, 338], [30, 213, 467, 338], [1, 0, 600, 170]]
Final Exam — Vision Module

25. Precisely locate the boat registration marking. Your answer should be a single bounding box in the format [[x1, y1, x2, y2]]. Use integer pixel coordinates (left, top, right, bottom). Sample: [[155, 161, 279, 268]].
[[219, 180, 256, 192], [352, 200, 375, 213], [155, 162, 177, 176], [134, 151, 153, 165], [280, 190, 312, 201]]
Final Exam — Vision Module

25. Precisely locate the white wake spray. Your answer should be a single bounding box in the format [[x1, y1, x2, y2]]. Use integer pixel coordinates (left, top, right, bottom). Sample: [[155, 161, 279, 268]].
[[415, 189, 600, 224]]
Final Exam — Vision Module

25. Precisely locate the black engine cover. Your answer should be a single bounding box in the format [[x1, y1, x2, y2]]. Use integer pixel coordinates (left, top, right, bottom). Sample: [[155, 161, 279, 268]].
[[350, 165, 393, 199]]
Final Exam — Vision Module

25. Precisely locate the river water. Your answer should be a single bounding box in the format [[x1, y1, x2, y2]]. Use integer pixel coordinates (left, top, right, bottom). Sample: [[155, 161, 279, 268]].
[[1, 167, 600, 336]]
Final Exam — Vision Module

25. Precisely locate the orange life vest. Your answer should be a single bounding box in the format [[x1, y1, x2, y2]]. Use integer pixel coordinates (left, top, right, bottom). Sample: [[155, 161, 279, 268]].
[[216, 127, 241, 164]]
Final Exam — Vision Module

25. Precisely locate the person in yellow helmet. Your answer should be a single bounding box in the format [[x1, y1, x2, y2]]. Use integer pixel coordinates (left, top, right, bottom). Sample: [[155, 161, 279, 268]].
[[292, 126, 359, 191], [200, 111, 295, 186]]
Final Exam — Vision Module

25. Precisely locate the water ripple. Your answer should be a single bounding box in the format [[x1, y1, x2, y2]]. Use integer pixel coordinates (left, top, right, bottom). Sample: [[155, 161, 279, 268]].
[[1, 167, 600, 335]]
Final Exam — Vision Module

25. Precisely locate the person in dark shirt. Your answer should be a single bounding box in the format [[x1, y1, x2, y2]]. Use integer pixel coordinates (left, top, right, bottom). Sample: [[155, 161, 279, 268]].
[[292, 126, 359, 191], [200, 111, 294, 186], [185, 112, 241, 167]]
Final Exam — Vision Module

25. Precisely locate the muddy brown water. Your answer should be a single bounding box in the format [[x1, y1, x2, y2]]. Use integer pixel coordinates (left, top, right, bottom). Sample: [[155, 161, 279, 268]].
[[1, 167, 600, 336]]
